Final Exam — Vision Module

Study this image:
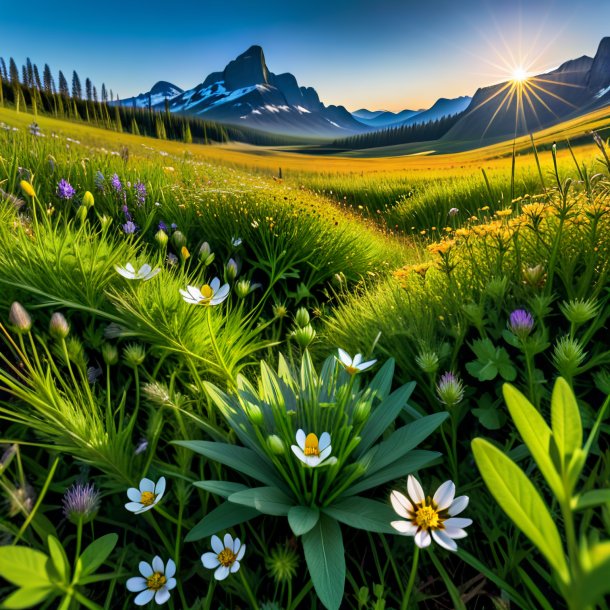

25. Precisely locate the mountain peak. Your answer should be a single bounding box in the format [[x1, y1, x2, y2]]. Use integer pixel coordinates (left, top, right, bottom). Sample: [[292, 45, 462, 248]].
[[588, 37, 610, 91], [224, 45, 270, 89], [150, 81, 183, 96]]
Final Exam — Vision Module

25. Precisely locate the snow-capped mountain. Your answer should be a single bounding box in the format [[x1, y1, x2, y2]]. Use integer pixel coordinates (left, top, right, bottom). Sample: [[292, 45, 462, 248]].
[[118, 46, 366, 137], [118, 81, 183, 109]]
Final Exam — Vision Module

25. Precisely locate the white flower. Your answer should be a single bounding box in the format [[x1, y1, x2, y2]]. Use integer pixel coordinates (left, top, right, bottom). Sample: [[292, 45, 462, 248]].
[[448, 207, 459, 216], [179, 278, 230, 306], [390, 474, 472, 551], [231, 237, 242, 247], [291, 430, 332, 467], [115, 263, 161, 281], [125, 477, 166, 514], [126, 556, 176, 605], [337, 349, 377, 375], [201, 533, 246, 581]]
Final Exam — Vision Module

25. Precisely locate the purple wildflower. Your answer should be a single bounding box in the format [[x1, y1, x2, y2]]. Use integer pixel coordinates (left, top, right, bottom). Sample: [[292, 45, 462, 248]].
[[95, 171, 105, 192], [436, 371, 465, 406], [170, 223, 178, 231], [509, 309, 534, 338], [123, 221, 137, 234], [158, 221, 168, 231], [111, 173, 122, 193], [62, 482, 100, 524], [57, 179, 76, 200], [122, 204, 132, 221], [134, 182, 147, 206]]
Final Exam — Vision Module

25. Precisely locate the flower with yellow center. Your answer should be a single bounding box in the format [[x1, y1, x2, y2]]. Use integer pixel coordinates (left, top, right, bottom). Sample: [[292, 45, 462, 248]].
[[179, 277, 230, 306], [390, 475, 472, 551], [201, 533, 246, 581], [125, 477, 166, 514], [291, 429, 332, 467], [126, 555, 176, 605], [337, 349, 377, 375]]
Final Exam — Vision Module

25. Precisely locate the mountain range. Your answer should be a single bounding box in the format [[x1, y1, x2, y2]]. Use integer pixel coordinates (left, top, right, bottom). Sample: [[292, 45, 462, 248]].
[[117, 38, 610, 142]]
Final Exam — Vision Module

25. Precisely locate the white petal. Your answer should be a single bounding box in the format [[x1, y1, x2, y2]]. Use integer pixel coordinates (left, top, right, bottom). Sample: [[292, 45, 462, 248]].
[[223, 533, 233, 550], [433, 480, 455, 511], [291, 446, 308, 465], [155, 587, 171, 605], [443, 526, 469, 539], [391, 520, 417, 535], [407, 475, 425, 504], [139, 561, 153, 578], [357, 359, 377, 371], [214, 565, 230, 581], [353, 353, 363, 366], [155, 477, 166, 497], [233, 538, 241, 554], [318, 432, 331, 451], [126, 577, 148, 592], [448, 495, 469, 516], [166, 577, 177, 590], [134, 589, 155, 606], [139, 478, 155, 493], [414, 529, 432, 548], [305, 455, 321, 467], [443, 517, 472, 529], [127, 488, 141, 502], [236, 544, 246, 561], [138, 264, 152, 277], [230, 560, 241, 573], [115, 266, 136, 279], [390, 491, 413, 519], [151, 556, 164, 574], [432, 529, 458, 552], [165, 559, 176, 579], [126, 263, 136, 273], [295, 429, 306, 450], [125, 501, 144, 512], [134, 504, 155, 514], [337, 348, 352, 366], [144, 267, 161, 280], [210, 277, 221, 291], [211, 535, 224, 555], [201, 552, 220, 569], [318, 446, 332, 462]]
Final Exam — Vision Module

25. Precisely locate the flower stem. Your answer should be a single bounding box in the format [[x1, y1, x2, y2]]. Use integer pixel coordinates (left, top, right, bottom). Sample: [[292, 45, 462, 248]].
[[239, 569, 260, 610], [401, 546, 420, 610]]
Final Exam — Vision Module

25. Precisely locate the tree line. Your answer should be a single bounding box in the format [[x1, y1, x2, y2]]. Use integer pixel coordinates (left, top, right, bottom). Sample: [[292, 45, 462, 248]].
[[0, 56, 297, 146], [332, 112, 465, 150]]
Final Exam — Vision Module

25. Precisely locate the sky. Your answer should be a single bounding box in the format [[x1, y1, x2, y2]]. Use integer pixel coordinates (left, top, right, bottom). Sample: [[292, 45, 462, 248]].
[[1, 0, 609, 112]]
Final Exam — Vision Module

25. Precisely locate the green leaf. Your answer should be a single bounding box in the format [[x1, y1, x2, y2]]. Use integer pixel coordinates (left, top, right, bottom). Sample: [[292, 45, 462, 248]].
[[472, 438, 569, 583], [174, 441, 282, 488], [578, 541, 610, 607], [302, 514, 345, 610], [228, 487, 294, 516], [323, 497, 396, 533], [367, 358, 395, 401], [571, 489, 610, 511], [466, 339, 516, 382], [76, 534, 118, 580], [551, 377, 582, 469], [193, 481, 248, 498], [288, 505, 320, 536], [47, 536, 70, 584], [356, 382, 416, 456], [2, 586, 55, 609], [472, 394, 506, 430], [0, 547, 51, 588], [503, 384, 564, 501], [186, 501, 260, 542], [361, 412, 448, 474], [346, 450, 441, 496]]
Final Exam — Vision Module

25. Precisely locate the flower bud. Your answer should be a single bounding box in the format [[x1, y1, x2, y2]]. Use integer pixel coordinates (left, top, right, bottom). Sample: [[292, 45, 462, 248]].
[[235, 279, 252, 299], [292, 324, 316, 348], [76, 204, 88, 223], [523, 264, 546, 288], [560, 298, 599, 326], [266, 434, 286, 455], [553, 336, 586, 378], [20, 180, 36, 198], [172, 230, 186, 250], [100, 215, 112, 230], [101, 343, 119, 366], [49, 312, 70, 339], [352, 400, 372, 424], [199, 241, 211, 259], [294, 307, 310, 329], [9, 302, 32, 333], [436, 371, 465, 407], [123, 343, 146, 367], [82, 191, 94, 208], [155, 229, 168, 248], [180, 246, 190, 261], [273, 304, 288, 319], [415, 350, 439, 374], [508, 309, 534, 339], [246, 403, 264, 426], [225, 258, 238, 282]]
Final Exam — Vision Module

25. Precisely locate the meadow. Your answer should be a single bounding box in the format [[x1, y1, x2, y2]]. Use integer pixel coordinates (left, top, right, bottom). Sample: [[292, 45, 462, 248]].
[[0, 103, 609, 610]]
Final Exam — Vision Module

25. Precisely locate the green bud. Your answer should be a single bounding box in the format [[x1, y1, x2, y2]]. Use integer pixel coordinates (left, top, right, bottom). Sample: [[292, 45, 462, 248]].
[[235, 279, 252, 299], [65, 337, 86, 368], [272, 303, 288, 319], [9, 302, 32, 333], [522, 264, 546, 288], [292, 324, 316, 348], [246, 403, 264, 426], [123, 343, 146, 367], [49, 312, 70, 339], [415, 349, 439, 374], [172, 230, 186, 250], [560, 298, 599, 326], [352, 400, 371, 424], [552, 335, 586, 378], [199, 241, 211, 259], [101, 343, 119, 366], [225, 258, 238, 282], [99, 215, 112, 230], [294, 307, 310, 329], [82, 191, 94, 208], [485, 276, 509, 300], [155, 229, 169, 248], [266, 434, 286, 455], [76, 205, 88, 224]]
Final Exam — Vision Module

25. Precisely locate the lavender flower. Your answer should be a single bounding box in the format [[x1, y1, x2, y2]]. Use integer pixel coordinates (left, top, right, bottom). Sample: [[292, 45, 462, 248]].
[[436, 372, 465, 406], [111, 173, 122, 193], [508, 309, 534, 339], [122, 204, 132, 221], [123, 221, 138, 234], [63, 482, 100, 524], [158, 221, 168, 232], [57, 179, 76, 200], [95, 171, 105, 192], [134, 182, 147, 206], [170, 223, 178, 231]]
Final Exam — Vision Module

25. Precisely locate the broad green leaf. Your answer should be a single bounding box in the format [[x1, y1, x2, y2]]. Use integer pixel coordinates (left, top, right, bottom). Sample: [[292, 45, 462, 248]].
[[345, 450, 441, 496], [186, 501, 260, 542], [356, 382, 416, 456], [503, 384, 564, 501], [362, 412, 448, 474], [302, 515, 345, 610], [76, 534, 118, 580], [472, 438, 569, 583], [288, 505, 320, 536], [551, 377, 582, 469], [323, 497, 396, 533], [174, 441, 282, 488], [259, 360, 287, 409], [2, 586, 55, 609], [571, 489, 610, 511], [0, 547, 51, 588], [366, 358, 395, 402], [578, 541, 610, 607], [228, 487, 294, 516], [193, 481, 248, 498], [47, 536, 70, 583]]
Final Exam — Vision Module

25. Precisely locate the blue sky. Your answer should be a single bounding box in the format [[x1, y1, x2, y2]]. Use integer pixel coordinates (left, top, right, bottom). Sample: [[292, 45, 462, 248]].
[[1, 0, 609, 111]]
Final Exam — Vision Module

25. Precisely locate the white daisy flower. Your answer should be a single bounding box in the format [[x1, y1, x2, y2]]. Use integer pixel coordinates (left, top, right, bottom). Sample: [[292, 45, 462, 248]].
[[179, 278, 230, 306], [126, 556, 176, 605], [201, 533, 246, 581], [291, 429, 332, 467], [115, 263, 161, 281], [125, 477, 166, 514], [337, 348, 377, 375], [390, 474, 472, 551]]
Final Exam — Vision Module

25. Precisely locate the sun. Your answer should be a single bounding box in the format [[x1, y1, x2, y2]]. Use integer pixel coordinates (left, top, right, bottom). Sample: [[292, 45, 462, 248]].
[[512, 67, 528, 82]]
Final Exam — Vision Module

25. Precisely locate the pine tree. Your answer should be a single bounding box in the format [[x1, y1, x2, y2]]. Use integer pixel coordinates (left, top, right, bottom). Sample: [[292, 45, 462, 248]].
[[109, 88, 113, 102], [33, 64, 42, 90], [93, 85, 98, 103], [85, 77, 92, 101], [43, 64, 54, 93], [155, 116, 167, 139], [130, 118, 140, 135], [101, 83, 107, 103], [9, 58, 19, 84], [114, 105, 122, 131], [0, 58, 7, 81], [183, 122, 192, 143], [22, 65, 28, 86], [26, 58, 34, 87], [58, 71, 69, 97], [72, 70, 82, 98]]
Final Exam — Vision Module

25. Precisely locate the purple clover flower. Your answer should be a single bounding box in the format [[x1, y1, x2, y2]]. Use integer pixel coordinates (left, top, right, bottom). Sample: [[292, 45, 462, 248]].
[[57, 179, 76, 200], [436, 371, 465, 406], [134, 182, 147, 206], [123, 221, 138, 234], [62, 482, 100, 524], [110, 173, 122, 193], [509, 309, 534, 338]]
